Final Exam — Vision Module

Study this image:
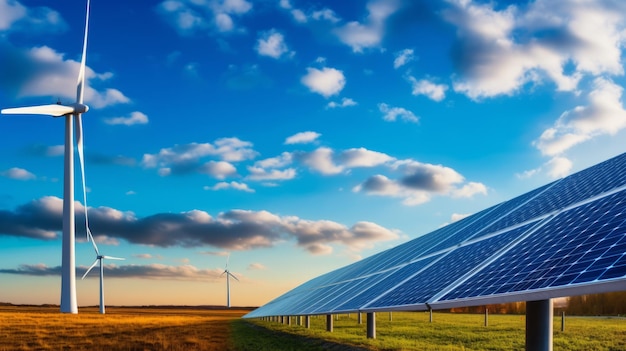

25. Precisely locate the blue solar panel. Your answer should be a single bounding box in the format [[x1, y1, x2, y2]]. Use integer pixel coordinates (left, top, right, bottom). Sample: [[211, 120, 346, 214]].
[[244, 152, 626, 319], [332, 255, 441, 312], [439, 188, 626, 303], [365, 222, 537, 309]]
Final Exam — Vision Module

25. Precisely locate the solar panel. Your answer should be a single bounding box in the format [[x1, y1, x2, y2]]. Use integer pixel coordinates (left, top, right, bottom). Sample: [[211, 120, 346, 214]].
[[244, 152, 626, 319]]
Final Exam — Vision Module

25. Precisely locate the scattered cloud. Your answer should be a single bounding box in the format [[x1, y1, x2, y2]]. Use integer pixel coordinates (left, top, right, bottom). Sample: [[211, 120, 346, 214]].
[[1, 167, 35, 181], [104, 111, 149, 126], [141, 137, 257, 177], [534, 78, 626, 157], [0, 263, 231, 281], [301, 67, 346, 98], [157, 0, 253, 35], [285, 131, 321, 145], [327, 97, 357, 109], [408, 77, 448, 101], [0, 196, 400, 255], [247, 263, 266, 270], [334, 0, 400, 52], [0, 0, 66, 33], [444, 0, 625, 100], [378, 103, 418, 123], [354, 160, 487, 206], [451, 213, 470, 222], [205, 181, 254, 192], [393, 48, 415, 69], [0, 44, 130, 108], [256, 29, 293, 59]]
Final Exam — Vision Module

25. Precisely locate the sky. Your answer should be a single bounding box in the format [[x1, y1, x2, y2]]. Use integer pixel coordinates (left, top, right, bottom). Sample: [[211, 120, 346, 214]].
[[0, 0, 625, 308]]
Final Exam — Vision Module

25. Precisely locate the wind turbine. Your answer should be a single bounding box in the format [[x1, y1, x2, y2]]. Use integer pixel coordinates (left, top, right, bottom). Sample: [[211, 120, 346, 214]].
[[1, 0, 93, 313], [221, 255, 239, 308], [82, 231, 124, 314]]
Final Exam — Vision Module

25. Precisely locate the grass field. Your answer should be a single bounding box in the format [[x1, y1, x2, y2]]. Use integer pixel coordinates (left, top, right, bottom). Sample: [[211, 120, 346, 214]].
[[237, 311, 626, 351], [1, 306, 625, 350]]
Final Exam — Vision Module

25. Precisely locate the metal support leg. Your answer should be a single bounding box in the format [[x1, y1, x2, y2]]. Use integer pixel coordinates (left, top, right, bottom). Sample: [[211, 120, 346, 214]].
[[305, 315, 311, 329], [526, 299, 553, 351], [367, 312, 376, 339], [326, 314, 333, 332]]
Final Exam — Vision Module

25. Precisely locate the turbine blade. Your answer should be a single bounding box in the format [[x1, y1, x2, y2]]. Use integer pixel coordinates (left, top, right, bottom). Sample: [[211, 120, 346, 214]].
[[102, 256, 124, 260], [87, 229, 100, 256], [76, 0, 91, 104], [1, 104, 74, 117], [75, 113, 91, 242], [229, 272, 240, 282], [82, 259, 99, 280]]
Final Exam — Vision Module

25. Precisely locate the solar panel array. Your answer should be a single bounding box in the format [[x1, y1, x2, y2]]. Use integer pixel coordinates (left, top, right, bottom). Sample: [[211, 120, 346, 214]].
[[244, 153, 626, 318]]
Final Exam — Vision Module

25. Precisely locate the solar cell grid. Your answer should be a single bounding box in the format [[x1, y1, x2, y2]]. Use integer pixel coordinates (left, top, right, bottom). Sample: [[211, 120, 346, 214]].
[[332, 255, 440, 312], [365, 222, 536, 309], [440, 189, 626, 302], [484, 153, 626, 234]]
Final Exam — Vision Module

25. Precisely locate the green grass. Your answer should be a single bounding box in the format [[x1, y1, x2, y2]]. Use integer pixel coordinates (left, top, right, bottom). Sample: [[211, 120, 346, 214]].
[[232, 312, 626, 351]]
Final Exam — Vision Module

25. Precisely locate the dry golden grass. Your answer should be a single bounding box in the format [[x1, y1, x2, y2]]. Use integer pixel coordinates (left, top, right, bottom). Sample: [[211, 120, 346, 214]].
[[0, 305, 250, 351]]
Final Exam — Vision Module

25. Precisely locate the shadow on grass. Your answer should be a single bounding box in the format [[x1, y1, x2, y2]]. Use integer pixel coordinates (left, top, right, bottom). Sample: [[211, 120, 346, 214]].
[[229, 319, 370, 351]]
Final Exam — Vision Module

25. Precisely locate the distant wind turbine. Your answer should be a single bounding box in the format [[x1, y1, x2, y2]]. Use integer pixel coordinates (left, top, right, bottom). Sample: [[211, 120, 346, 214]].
[[1, 0, 93, 313], [221, 255, 239, 308], [82, 232, 124, 314]]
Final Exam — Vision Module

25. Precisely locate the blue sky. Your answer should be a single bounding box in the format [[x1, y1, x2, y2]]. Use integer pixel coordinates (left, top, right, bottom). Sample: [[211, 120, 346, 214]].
[[1, 0, 625, 307]]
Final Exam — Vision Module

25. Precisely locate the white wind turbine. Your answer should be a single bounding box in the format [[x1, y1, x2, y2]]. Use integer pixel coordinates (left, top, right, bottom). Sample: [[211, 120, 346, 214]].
[[221, 255, 239, 308], [1, 0, 93, 313], [82, 231, 124, 314]]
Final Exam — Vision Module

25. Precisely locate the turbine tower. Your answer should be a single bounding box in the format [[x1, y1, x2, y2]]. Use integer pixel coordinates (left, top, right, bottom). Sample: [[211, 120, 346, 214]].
[[1, 0, 93, 314], [82, 232, 124, 314], [221, 255, 239, 308]]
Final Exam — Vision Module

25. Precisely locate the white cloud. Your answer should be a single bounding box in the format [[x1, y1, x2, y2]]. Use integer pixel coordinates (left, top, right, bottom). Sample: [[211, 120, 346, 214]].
[[445, 0, 625, 100], [393, 48, 415, 69], [339, 148, 394, 168], [298, 147, 343, 175], [0, 45, 130, 108], [142, 138, 257, 176], [206, 181, 254, 192], [534, 78, 626, 156], [247, 263, 266, 270], [198, 161, 237, 179], [246, 167, 296, 181], [327, 97, 357, 109], [545, 156, 573, 179], [353, 159, 487, 206], [451, 213, 470, 222], [285, 131, 321, 145], [1, 167, 35, 180], [104, 112, 149, 126], [409, 77, 448, 101], [0, 0, 66, 33], [301, 67, 346, 98], [334, 0, 399, 52], [378, 103, 418, 123], [256, 29, 292, 59], [157, 0, 253, 35]]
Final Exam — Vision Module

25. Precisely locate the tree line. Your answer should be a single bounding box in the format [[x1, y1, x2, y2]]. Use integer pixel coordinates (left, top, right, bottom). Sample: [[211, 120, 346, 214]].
[[448, 292, 626, 316]]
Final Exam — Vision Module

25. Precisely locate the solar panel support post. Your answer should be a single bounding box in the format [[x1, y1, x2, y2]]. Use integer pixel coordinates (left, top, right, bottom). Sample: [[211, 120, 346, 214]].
[[526, 299, 553, 351], [326, 314, 333, 332], [367, 312, 376, 339], [429, 308, 433, 323], [358, 312, 362, 324], [561, 311, 565, 332], [287, 315, 291, 326], [485, 307, 488, 327], [389, 311, 393, 322], [305, 315, 311, 329]]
